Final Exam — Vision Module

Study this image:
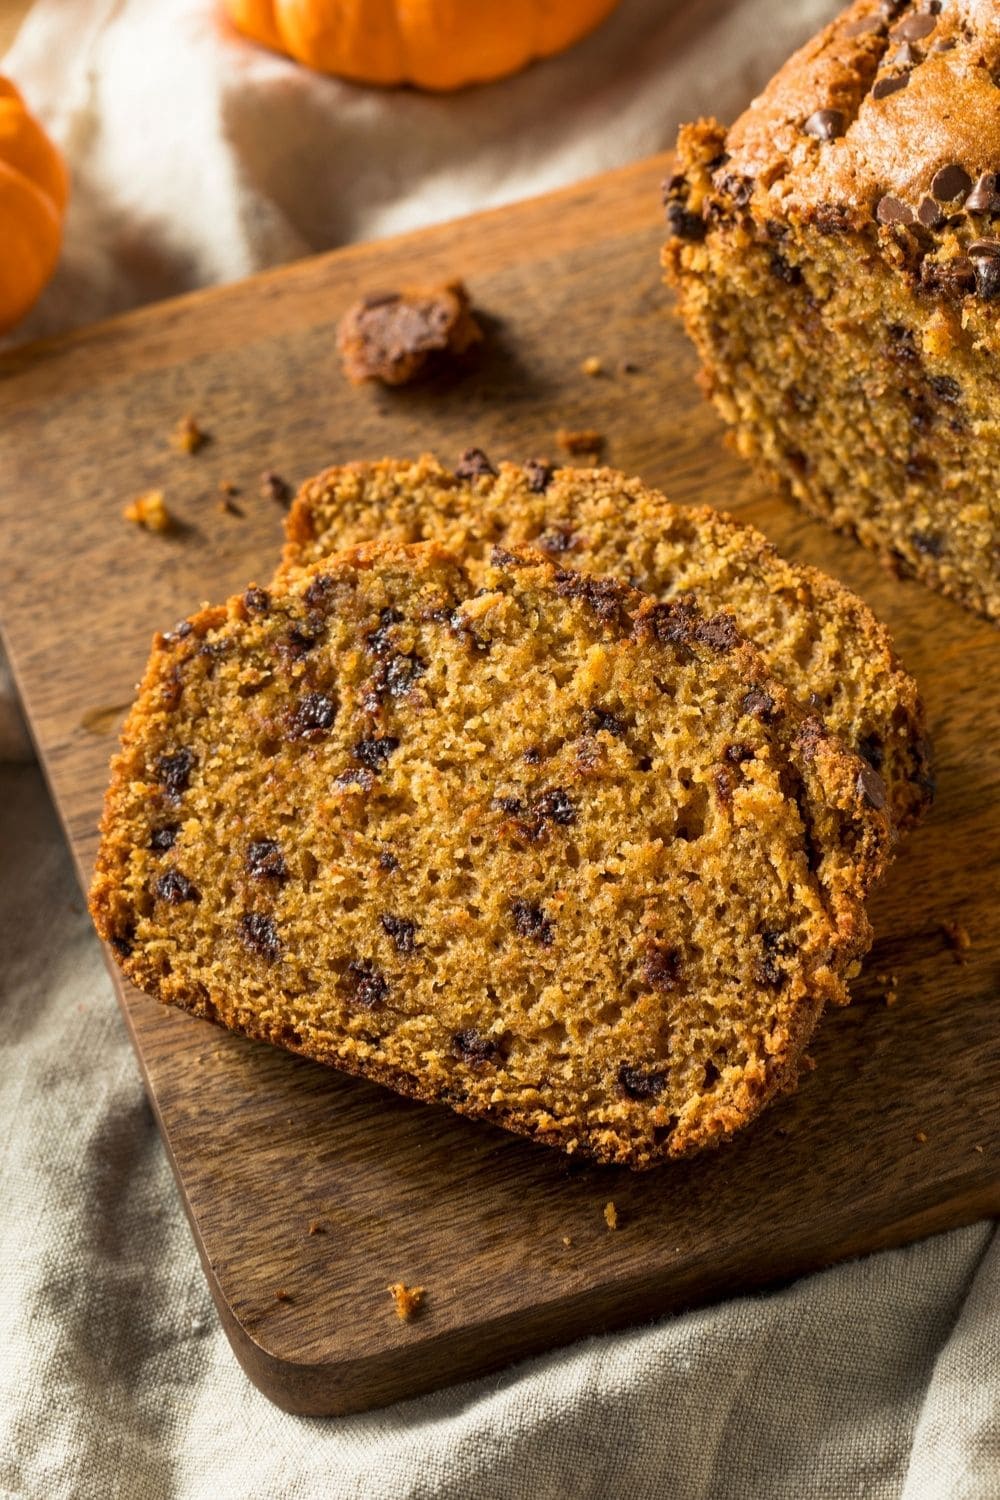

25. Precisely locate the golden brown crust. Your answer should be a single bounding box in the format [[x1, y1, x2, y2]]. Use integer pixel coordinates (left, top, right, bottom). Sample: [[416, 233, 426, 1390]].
[[278, 455, 931, 833], [89, 541, 890, 1168]]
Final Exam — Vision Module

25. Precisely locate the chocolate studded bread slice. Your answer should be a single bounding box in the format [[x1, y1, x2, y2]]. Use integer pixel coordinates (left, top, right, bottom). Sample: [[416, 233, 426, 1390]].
[[279, 455, 931, 832], [90, 542, 890, 1167]]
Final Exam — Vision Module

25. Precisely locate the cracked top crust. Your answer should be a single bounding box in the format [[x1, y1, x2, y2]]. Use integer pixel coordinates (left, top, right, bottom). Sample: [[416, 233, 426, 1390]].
[[688, 0, 1000, 336]]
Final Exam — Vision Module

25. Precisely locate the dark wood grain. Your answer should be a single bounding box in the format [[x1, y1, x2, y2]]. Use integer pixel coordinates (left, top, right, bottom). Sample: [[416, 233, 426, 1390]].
[[1, 152, 997, 1416]]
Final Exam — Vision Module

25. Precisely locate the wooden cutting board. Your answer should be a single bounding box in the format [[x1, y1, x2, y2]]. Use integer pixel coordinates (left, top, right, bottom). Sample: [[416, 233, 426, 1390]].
[[1, 153, 997, 1417]]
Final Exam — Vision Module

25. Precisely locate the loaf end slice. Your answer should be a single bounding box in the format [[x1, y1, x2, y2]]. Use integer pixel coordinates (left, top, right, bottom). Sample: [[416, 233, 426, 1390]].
[[662, 0, 1000, 621], [90, 542, 890, 1167]]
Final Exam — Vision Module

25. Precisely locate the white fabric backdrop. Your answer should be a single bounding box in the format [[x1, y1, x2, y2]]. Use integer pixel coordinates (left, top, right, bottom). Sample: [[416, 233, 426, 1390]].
[[1, 2, 997, 1496]]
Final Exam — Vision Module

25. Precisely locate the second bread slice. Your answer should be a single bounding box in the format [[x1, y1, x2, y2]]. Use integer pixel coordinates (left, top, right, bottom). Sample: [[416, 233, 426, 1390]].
[[281, 456, 931, 833]]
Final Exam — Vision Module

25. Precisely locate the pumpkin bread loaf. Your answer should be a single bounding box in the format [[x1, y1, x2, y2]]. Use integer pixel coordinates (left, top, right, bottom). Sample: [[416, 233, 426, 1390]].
[[280, 455, 930, 833], [89, 543, 891, 1167], [662, 0, 1000, 622]]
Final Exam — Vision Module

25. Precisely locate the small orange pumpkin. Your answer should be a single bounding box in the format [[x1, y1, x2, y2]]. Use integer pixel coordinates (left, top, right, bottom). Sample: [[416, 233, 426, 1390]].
[[0, 78, 68, 334], [225, 0, 623, 91]]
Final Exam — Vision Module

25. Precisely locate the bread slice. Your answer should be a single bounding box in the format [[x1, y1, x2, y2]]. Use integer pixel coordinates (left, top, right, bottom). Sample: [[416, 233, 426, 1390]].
[[89, 541, 890, 1167], [280, 456, 931, 833]]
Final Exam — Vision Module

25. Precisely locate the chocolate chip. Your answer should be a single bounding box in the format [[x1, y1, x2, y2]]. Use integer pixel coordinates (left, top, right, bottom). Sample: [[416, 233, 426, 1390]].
[[352, 736, 399, 771], [928, 374, 960, 402], [260, 471, 293, 506], [378, 653, 426, 698], [876, 194, 914, 225], [920, 256, 976, 296], [931, 164, 972, 203], [844, 14, 885, 37], [492, 795, 524, 816], [917, 196, 945, 228], [149, 824, 179, 852], [454, 448, 497, 481], [240, 912, 281, 962], [643, 597, 700, 649], [510, 900, 554, 946], [378, 850, 399, 872], [537, 527, 576, 556], [155, 870, 200, 904], [642, 943, 680, 991], [553, 569, 629, 627], [110, 932, 134, 960], [587, 707, 627, 738], [968, 238, 1000, 257], [872, 74, 909, 100], [243, 586, 270, 614], [279, 621, 322, 661], [965, 173, 1000, 215], [857, 761, 888, 811], [713, 171, 754, 207], [664, 202, 706, 241], [380, 913, 417, 954], [287, 692, 337, 740], [335, 767, 375, 792], [524, 459, 553, 492], [661, 172, 687, 202], [770, 251, 803, 285], [741, 686, 777, 722], [162, 620, 193, 645], [725, 742, 754, 764], [753, 930, 787, 988], [617, 1063, 666, 1101], [246, 838, 287, 881], [911, 529, 945, 557], [452, 1029, 504, 1069], [802, 108, 845, 141], [534, 786, 576, 826], [892, 10, 936, 40], [155, 748, 196, 797], [523, 747, 541, 765], [346, 959, 387, 1008], [694, 612, 740, 653], [303, 574, 335, 610], [973, 254, 1000, 300]]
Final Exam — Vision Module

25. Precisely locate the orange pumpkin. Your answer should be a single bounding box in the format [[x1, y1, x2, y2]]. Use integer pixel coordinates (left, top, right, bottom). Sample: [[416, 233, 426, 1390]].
[[225, 0, 623, 91], [0, 78, 68, 334]]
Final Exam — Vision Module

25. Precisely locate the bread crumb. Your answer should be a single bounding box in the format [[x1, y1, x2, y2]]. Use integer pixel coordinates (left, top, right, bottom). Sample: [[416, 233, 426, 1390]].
[[562, 1236, 572, 1247], [307, 1219, 324, 1236], [604, 1201, 618, 1231], [123, 490, 172, 533], [388, 1282, 424, 1322], [274, 1288, 292, 1302], [973, 1144, 985, 1155], [261, 471, 293, 506], [581, 355, 603, 377], [875, 971, 900, 1006], [941, 921, 971, 964], [338, 281, 482, 386], [172, 414, 208, 454], [914, 1130, 928, 1144], [557, 427, 605, 457]]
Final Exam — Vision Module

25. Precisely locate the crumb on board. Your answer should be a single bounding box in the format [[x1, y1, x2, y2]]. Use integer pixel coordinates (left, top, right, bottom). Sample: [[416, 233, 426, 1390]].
[[218, 496, 244, 517], [261, 471, 293, 506], [123, 490, 172, 532], [876, 971, 901, 1006], [941, 921, 971, 964], [274, 1288, 292, 1302], [580, 355, 603, 377], [562, 1236, 573, 1247], [388, 1282, 425, 1322], [619, 359, 639, 375], [973, 1144, 985, 1155], [172, 414, 208, 454], [557, 427, 605, 457], [307, 1219, 324, 1236], [914, 1130, 929, 1145], [218, 479, 240, 496], [604, 1201, 618, 1231]]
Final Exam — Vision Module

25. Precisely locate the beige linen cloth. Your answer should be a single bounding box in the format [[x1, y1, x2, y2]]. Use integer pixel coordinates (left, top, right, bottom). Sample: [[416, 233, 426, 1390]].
[[1, 2, 997, 1496]]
